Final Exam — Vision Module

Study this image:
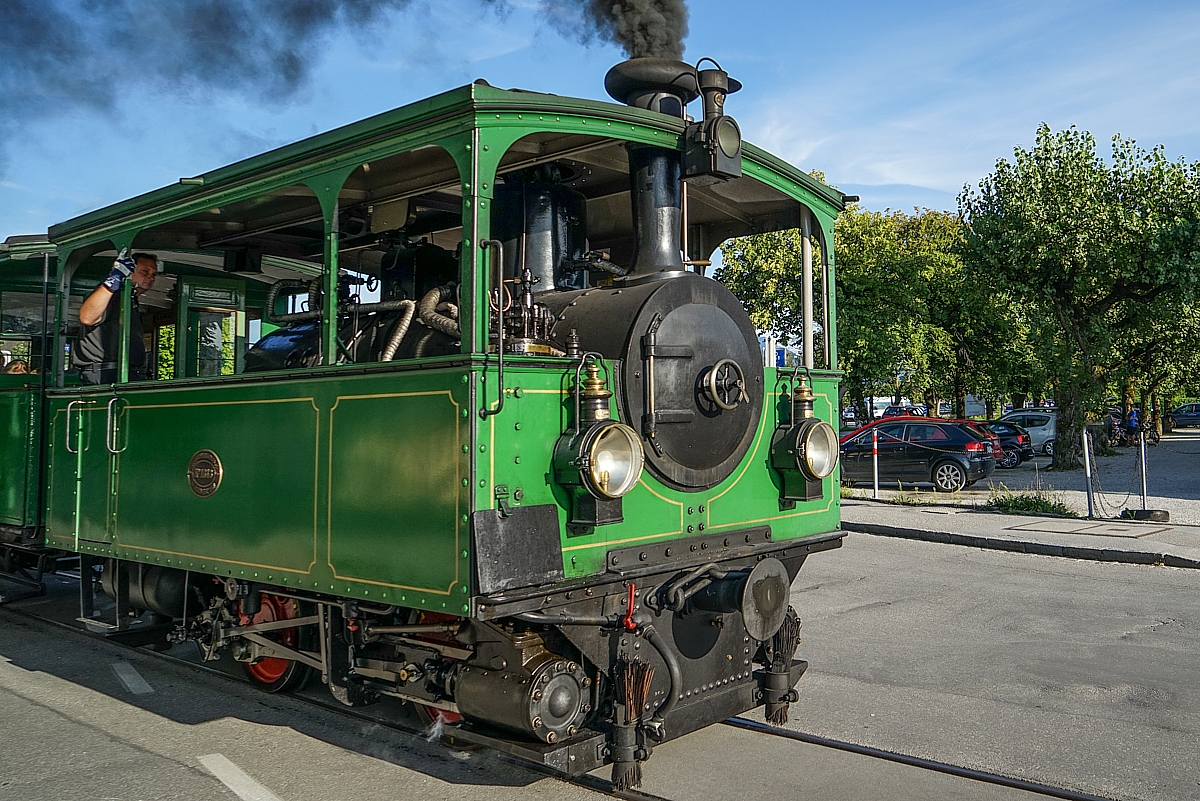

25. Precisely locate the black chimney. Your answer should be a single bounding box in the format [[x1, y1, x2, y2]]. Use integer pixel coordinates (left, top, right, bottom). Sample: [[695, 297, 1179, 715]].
[[627, 145, 686, 276], [604, 58, 699, 117], [605, 59, 700, 280]]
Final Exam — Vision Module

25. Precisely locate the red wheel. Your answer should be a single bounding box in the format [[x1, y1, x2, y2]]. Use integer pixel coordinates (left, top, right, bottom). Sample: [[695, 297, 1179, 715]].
[[241, 593, 312, 693]]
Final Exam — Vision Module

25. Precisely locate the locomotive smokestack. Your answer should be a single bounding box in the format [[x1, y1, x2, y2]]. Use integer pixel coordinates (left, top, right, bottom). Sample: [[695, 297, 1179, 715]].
[[627, 145, 686, 276], [604, 59, 700, 279]]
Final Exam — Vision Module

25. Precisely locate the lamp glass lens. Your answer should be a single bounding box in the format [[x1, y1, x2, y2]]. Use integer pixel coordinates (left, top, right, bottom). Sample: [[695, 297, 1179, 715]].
[[716, 117, 741, 158], [802, 421, 839, 479], [588, 423, 644, 498]]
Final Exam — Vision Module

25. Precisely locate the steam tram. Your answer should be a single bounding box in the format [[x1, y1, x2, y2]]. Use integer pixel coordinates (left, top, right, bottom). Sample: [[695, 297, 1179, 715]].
[[0, 58, 846, 784]]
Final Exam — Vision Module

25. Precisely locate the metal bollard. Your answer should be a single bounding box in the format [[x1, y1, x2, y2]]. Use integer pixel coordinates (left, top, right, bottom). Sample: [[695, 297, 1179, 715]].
[[1082, 428, 1094, 519], [872, 429, 880, 500], [1140, 431, 1148, 510]]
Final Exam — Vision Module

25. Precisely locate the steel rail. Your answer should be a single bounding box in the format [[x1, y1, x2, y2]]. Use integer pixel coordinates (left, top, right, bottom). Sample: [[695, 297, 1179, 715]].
[[0, 595, 671, 801], [722, 717, 1117, 801], [3, 585, 1114, 801]]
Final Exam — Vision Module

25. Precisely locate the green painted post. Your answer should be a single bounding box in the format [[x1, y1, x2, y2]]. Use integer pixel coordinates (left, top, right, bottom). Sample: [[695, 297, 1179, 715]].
[[304, 170, 355, 366], [324, 202, 339, 365], [109, 233, 137, 384], [819, 214, 838, 371]]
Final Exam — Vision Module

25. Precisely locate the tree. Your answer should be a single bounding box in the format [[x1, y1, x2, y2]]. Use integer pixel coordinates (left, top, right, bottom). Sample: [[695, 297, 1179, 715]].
[[719, 204, 924, 420], [720, 204, 1025, 421], [961, 125, 1200, 468]]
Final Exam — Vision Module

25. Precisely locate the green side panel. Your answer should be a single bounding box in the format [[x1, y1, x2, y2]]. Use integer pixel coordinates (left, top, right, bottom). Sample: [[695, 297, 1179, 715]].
[[116, 398, 320, 574], [328, 389, 463, 596], [473, 362, 842, 582], [44, 366, 472, 613], [0, 386, 37, 527]]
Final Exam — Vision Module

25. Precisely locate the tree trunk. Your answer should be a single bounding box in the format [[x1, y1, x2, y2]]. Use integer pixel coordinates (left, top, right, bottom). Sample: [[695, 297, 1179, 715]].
[[1051, 381, 1085, 470], [924, 391, 938, 416], [848, 383, 870, 426], [953, 371, 967, 419], [1012, 393, 1027, 411]]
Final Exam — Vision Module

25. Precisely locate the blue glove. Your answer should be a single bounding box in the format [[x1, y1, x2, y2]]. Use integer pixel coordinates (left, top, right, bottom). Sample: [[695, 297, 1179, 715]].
[[102, 248, 136, 293]]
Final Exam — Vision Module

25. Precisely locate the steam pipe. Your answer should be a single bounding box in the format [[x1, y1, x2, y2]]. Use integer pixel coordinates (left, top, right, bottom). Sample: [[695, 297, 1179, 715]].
[[379, 300, 416, 361], [265, 279, 319, 323], [571, 252, 628, 277], [417, 285, 461, 338], [642, 623, 682, 737]]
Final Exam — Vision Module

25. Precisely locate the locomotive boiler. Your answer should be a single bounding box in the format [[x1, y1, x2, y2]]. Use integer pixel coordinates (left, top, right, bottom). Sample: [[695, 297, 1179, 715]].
[[14, 55, 847, 788]]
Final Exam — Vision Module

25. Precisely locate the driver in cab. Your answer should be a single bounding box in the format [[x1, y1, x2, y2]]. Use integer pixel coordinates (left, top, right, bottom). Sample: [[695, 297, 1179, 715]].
[[74, 249, 158, 385]]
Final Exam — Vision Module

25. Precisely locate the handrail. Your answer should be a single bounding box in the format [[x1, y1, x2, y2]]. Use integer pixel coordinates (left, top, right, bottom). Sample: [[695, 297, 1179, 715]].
[[479, 239, 505, 419], [65, 399, 93, 454], [105, 397, 127, 454]]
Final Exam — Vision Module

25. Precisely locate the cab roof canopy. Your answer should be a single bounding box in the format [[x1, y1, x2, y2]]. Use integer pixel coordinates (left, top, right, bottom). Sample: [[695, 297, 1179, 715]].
[[48, 82, 844, 266]]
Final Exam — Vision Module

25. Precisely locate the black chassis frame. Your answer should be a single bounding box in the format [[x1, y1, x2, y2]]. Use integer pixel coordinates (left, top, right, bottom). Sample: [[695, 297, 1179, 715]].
[[455, 527, 845, 774]]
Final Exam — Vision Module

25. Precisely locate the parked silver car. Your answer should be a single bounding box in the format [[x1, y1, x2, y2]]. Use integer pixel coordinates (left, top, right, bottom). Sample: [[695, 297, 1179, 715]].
[[1000, 409, 1056, 455]]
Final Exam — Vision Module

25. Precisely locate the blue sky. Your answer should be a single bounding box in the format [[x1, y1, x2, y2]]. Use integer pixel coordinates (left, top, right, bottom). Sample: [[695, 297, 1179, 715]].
[[3, 0, 1200, 235]]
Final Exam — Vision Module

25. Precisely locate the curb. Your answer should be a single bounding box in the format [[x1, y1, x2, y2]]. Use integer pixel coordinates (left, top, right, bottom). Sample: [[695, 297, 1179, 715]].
[[842, 522, 1200, 569]]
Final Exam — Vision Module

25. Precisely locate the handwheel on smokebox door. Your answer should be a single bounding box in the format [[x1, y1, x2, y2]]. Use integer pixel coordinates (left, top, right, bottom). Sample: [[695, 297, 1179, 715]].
[[409, 612, 477, 750], [241, 593, 313, 693]]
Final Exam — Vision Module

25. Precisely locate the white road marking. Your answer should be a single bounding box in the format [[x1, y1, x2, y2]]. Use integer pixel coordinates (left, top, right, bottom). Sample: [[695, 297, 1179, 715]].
[[199, 754, 284, 801], [110, 661, 154, 695]]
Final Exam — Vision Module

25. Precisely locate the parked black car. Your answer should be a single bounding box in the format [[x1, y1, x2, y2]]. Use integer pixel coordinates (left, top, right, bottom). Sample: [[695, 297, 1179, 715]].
[[978, 420, 1036, 468], [840, 420, 996, 492]]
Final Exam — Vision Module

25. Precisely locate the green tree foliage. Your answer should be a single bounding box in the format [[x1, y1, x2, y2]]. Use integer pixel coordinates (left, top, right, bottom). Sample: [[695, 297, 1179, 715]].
[[719, 205, 1025, 421], [961, 125, 1200, 467]]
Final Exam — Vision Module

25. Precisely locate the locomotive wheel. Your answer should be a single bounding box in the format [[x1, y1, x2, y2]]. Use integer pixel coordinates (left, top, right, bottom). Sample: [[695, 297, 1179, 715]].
[[241, 593, 312, 694]]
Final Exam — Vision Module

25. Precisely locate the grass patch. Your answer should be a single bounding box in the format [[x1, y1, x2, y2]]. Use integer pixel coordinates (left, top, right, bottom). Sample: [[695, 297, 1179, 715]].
[[984, 486, 1077, 517], [839, 485, 859, 499]]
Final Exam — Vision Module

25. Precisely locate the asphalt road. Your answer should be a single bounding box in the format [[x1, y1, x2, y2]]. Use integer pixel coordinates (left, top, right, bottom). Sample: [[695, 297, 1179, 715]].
[[0, 604, 600, 801], [784, 532, 1200, 801], [0, 589, 1053, 801], [4, 532, 1197, 801]]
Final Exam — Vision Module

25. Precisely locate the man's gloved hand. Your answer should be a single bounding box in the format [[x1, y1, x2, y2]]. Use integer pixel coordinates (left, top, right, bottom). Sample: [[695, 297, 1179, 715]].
[[102, 248, 136, 293]]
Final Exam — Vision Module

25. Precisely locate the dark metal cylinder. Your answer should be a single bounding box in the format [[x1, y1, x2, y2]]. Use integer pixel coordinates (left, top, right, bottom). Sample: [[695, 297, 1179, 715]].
[[627, 146, 685, 277], [100, 563, 203, 618], [493, 179, 588, 291], [690, 576, 744, 615]]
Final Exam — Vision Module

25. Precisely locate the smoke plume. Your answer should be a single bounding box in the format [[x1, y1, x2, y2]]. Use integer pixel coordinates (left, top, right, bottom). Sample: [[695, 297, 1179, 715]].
[[541, 0, 689, 60], [0, 0, 690, 173], [1, 0, 418, 119], [585, 0, 690, 60]]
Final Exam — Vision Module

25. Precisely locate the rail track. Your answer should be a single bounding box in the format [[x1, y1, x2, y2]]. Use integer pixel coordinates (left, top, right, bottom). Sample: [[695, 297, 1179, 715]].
[[1, 575, 1115, 801]]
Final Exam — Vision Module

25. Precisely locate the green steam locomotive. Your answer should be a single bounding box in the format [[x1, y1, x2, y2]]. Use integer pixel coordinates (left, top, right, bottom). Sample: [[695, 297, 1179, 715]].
[[0, 57, 846, 786]]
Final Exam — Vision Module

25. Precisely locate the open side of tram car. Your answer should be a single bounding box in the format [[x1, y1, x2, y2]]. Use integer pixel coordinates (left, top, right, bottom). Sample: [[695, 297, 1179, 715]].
[[29, 58, 845, 781]]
